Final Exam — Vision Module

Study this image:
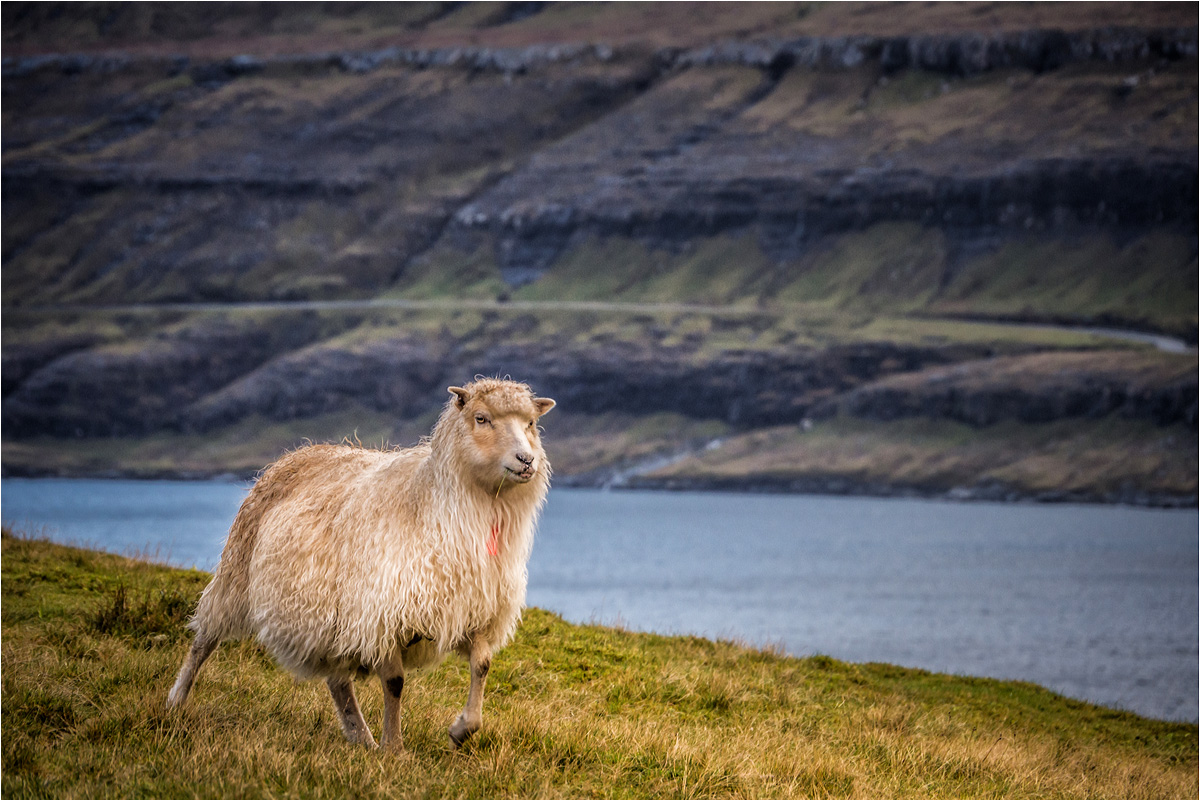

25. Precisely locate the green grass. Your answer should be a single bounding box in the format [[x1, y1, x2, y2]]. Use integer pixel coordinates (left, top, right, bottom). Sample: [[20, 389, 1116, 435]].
[[770, 223, 950, 311], [930, 232, 1199, 335], [389, 238, 510, 301], [849, 315, 1127, 349], [2, 531, 1196, 798], [506, 225, 1195, 337], [512, 233, 778, 307]]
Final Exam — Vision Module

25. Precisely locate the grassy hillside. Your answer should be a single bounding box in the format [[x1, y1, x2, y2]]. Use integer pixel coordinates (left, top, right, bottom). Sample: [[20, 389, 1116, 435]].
[[3, 2, 1196, 502], [2, 531, 1196, 798]]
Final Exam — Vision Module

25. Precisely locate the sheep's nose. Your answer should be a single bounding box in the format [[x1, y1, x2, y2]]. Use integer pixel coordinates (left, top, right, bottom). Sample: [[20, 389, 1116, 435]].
[[515, 452, 534, 467]]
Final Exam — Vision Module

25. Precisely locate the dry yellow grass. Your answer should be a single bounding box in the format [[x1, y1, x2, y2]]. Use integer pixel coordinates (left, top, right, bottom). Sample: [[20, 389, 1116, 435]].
[[3, 531, 1196, 798]]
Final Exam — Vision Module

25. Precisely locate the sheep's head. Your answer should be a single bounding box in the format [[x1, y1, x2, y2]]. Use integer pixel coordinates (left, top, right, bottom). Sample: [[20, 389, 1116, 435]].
[[445, 379, 555, 491]]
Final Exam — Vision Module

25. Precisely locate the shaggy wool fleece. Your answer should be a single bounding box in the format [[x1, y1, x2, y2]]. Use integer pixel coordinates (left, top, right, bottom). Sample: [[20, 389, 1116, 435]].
[[187, 377, 554, 677]]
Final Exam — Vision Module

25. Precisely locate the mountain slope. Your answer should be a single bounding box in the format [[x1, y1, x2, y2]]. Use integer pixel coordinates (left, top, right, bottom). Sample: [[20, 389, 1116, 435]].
[[2, 2, 1196, 501]]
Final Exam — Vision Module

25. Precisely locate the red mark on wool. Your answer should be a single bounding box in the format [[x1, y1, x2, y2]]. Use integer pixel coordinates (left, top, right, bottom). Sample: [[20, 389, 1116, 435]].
[[486, 521, 500, 557]]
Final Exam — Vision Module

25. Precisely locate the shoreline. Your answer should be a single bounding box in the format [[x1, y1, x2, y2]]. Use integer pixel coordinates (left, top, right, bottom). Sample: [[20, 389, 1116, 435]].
[[4, 463, 1195, 510], [563, 473, 1200, 510]]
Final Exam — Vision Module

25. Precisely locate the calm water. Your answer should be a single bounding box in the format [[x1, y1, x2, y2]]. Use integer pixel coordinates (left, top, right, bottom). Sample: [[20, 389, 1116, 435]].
[[3, 478, 1196, 722]]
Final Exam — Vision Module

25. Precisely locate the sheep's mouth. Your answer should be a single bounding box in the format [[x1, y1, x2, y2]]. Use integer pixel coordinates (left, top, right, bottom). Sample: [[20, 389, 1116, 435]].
[[504, 465, 535, 483]]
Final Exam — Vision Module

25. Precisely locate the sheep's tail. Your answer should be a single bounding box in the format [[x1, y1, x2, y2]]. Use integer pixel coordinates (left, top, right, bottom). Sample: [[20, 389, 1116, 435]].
[[188, 484, 271, 642]]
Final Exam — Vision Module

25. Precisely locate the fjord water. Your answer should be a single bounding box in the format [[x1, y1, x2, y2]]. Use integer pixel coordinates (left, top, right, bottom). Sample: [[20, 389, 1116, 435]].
[[3, 478, 1196, 722]]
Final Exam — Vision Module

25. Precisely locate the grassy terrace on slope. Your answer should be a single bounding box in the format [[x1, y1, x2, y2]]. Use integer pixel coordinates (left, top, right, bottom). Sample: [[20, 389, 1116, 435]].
[[2, 531, 1196, 799], [506, 226, 1198, 338]]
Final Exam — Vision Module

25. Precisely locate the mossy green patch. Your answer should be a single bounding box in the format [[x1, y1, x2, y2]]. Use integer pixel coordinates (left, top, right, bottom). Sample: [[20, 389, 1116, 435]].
[[932, 231, 1199, 335], [770, 223, 949, 311], [515, 237, 664, 302], [389, 238, 508, 300]]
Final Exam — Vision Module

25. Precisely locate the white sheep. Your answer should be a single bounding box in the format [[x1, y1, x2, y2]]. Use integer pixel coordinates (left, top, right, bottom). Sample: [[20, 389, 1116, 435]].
[[167, 377, 555, 749]]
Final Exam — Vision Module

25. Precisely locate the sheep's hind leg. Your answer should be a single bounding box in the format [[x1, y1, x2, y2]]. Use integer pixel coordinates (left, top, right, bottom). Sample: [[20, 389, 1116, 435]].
[[449, 638, 492, 749], [167, 633, 218, 709], [378, 654, 406, 750], [326, 676, 377, 748]]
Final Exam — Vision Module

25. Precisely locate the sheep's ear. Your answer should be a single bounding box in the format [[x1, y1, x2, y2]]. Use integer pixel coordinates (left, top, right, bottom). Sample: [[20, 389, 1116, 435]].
[[533, 397, 556, 417], [448, 386, 469, 409]]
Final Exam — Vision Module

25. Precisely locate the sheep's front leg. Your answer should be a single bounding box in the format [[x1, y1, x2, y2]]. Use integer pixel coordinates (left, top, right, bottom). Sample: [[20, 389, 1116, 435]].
[[449, 637, 492, 749], [326, 676, 376, 748], [377, 655, 406, 750]]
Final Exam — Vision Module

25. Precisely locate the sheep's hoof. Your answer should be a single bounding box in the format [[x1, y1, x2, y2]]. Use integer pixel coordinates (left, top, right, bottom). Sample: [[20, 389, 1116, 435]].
[[165, 683, 189, 709], [448, 716, 476, 749], [345, 730, 378, 749]]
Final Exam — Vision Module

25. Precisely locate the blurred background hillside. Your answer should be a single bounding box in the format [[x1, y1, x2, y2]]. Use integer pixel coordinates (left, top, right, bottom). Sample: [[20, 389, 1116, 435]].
[[2, 1, 1196, 505]]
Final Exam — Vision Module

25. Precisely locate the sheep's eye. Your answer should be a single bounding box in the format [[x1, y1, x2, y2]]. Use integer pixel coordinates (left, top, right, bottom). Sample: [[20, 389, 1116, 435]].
[[475, 415, 488, 425]]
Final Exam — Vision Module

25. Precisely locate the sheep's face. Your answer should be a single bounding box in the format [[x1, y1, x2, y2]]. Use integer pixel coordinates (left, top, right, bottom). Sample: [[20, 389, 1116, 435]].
[[448, 381, 555, 490]]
